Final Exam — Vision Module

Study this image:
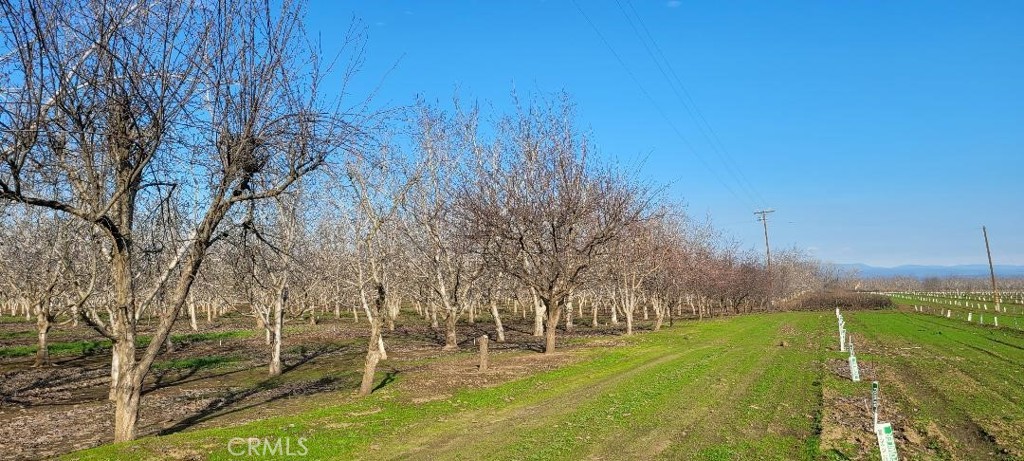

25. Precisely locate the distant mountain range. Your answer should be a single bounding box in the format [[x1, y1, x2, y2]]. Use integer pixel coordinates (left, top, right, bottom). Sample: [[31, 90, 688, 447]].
[[836, 264, 1024, 278]]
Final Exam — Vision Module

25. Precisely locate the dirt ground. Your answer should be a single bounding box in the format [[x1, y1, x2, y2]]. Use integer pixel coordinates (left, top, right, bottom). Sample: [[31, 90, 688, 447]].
[[0, 312, 599, 461], [819, 314, 1022, 461]]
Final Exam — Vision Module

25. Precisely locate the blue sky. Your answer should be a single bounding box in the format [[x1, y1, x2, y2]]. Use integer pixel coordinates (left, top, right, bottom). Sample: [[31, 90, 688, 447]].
[[307, 1, 1023, 267]]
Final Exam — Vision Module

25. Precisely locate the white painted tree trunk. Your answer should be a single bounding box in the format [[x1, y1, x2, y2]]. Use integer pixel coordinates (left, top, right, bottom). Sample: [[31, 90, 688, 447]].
[[565, 300, 575, 332], [531, 288, 544, 337], [269, 291, 284, 377], [34, 307, 51, 367], [188, 301, 198, 331], [490, 299, 505, 342]]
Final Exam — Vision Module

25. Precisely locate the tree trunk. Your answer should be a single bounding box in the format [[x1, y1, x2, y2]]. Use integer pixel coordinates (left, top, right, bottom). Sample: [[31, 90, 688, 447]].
[[34, 309, 50, 367], [565, 300, 574, 332], [429, 301, 439, 329], [625, 308, 634, 335], [358, 285, 387, 397], [610, 302, 619, 325], [653, 299, 664, 331], [467, 302, 475, 325], [358, 341, 381, 397], [543, 300, 561, 354], [110, 339, 139, 442], [591, 301, 599, 327], [386, 298, 399, 331], [532, 289, 544, 337], [112, 374, 141, 443], [269, 294, 284, 377], [442, 308, 458, 351], [490, 299, 505, 342], [188, 301, 198, 331], [377, 333, 388, 360]]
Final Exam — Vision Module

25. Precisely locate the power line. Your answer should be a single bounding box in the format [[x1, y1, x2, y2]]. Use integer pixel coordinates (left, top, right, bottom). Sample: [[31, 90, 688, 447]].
[[617, 0, 768, 209], [622, 0, 766, 207], [569, 0, 755, 211]]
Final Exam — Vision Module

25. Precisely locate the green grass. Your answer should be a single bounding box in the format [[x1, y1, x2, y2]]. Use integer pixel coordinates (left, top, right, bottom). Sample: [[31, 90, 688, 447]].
[[170, 330, 254, 343], [0, 339, 107, 358], [66, 313, 832, 461], [844, 310, 1024, 459], [0, 329, 254, 359], [153, 355, 238, 371], [0, 329, 35, 340], [60, 310, 1024, 460], [890, 294, 1024, 330]]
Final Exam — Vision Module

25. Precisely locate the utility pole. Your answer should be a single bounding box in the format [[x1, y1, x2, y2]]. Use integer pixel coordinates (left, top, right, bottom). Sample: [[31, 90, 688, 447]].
[[755, 209, 775, 307], [983, 226, 1001, 308]]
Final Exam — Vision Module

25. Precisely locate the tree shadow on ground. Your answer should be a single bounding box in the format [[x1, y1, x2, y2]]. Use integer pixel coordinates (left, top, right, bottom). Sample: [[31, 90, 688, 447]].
[[372, 370, 399, 393], [155, 345, 359, 436]]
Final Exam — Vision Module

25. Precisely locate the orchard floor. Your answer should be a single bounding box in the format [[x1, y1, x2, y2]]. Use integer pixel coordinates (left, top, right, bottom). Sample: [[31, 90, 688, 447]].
[[0, 312, 588, 461], [3, 309, 1023, 460]]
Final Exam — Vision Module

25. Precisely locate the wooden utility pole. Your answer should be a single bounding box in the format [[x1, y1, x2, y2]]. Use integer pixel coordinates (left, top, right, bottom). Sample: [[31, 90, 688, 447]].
[[983, 226, 1001, 308], [755, 209, 775, 307]]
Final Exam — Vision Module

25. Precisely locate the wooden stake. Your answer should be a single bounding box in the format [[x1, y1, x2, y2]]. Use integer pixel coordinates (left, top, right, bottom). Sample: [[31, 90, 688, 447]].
[[478, 334, 489, 372]]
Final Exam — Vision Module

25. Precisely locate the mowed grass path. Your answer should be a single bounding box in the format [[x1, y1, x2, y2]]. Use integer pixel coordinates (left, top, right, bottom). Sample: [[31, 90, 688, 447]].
[[387, 314, 825, 461], [65, 310, 1024, 460]]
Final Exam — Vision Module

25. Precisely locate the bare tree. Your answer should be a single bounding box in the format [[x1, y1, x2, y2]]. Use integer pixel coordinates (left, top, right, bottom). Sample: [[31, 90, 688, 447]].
[[610, 219, 660, 335], [0, 205, 98, 366], [0, 0, 362, 441], [228, 192, 304, 377], [402, 101, 483, 350], [460, 95, 652, 353], [325, 141, 416, 396]]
